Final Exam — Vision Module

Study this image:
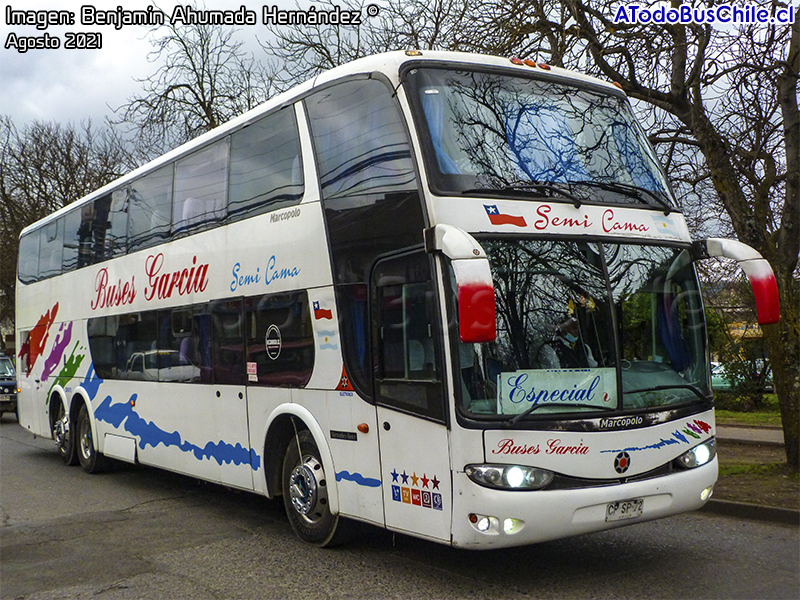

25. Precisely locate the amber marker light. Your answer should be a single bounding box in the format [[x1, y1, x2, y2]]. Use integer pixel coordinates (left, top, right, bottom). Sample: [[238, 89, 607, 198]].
[[523, 59, 537, 68], [357, 423, 369, 434], [510, 57, 524, 65], [538, 63, 551, 70]]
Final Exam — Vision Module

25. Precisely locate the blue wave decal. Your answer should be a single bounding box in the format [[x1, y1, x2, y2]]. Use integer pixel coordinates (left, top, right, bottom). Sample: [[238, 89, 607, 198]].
[[319, 344, 339, 350], [335, 470, 382, 488], [82, 364, 104, 400], [94, 394, 261, 470]]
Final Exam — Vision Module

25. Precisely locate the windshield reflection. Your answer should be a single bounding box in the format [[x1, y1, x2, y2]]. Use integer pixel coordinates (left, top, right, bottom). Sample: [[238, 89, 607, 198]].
[[454, 240, 709, 419], [406, 68, 674, 208]]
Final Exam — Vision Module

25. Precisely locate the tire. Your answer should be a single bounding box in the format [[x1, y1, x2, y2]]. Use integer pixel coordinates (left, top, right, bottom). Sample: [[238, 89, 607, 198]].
[[76, 404, 109, 474], [282, 429, 349, 547], [54, 400, 78, 466]]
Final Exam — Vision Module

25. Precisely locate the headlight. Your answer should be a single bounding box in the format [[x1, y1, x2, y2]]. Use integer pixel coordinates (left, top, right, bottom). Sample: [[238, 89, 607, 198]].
[[465, 464, 554, 490], [676, 439, 716, 469]]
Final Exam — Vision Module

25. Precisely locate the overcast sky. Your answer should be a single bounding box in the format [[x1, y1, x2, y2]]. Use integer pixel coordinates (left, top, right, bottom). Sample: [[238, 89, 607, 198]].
[[1, 1, 278, 128]]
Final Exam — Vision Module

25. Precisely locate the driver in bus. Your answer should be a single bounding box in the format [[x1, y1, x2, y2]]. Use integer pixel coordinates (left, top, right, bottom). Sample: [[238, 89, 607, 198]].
[[546, 316, 598, 369]]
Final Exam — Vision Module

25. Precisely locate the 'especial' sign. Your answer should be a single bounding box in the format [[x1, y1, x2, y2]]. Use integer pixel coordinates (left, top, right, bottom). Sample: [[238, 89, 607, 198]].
[[498, 368, 617, 414]]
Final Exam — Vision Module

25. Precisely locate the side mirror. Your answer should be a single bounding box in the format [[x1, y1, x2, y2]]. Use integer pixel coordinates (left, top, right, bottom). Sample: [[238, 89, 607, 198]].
[[425, 224, 497, 343], [693, 238, 780, 325], [452, 260, 496, 343]]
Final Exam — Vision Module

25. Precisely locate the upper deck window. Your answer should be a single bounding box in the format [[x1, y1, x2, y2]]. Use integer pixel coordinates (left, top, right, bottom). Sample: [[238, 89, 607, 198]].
[[405, 68, 675, 210]]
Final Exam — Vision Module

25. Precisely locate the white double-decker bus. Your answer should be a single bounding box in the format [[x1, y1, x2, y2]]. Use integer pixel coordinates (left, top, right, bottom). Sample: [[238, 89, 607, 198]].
[[16, 51, 780, 549]]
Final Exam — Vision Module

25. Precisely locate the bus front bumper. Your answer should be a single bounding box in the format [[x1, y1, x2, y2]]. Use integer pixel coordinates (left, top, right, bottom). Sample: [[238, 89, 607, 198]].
[[450, 458, 717, 549]]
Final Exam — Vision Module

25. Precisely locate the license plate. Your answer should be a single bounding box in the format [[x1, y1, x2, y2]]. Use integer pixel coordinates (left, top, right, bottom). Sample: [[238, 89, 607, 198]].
[[606, 498, 644, 522], [0, 394, 9, 403]]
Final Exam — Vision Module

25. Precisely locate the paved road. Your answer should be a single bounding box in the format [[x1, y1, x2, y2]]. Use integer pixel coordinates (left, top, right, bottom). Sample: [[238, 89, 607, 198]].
[[2, 415, 798, 599]]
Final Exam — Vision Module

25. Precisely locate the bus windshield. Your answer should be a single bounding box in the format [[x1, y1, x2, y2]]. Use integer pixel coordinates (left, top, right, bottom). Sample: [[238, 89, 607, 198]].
[[406, 67, 674, 209], [455, 239, 710, 419]]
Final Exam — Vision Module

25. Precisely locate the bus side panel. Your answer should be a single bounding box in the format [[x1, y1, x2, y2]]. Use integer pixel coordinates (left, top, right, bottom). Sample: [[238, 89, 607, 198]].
[[292, 388, 384, 526]]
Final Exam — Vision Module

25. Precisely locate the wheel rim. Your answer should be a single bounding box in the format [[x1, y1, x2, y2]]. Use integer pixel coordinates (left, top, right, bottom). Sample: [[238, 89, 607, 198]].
[[288, 454, 327, 524], [79, 416, 93, 460]]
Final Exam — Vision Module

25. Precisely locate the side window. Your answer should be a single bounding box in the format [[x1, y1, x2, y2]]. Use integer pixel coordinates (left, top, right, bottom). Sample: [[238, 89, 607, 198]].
[[173, 140, 229, 235], [87, 316, 118, 379], [157, 307, 204, 383], [62, 208, 81, 273], [245, 291, 314, 387], [18, 230, 40, 284], [228, 108, 304, 221], [372, 251, 444, 421], [115, 311, 159, 381], [38, 221, 63, 279], [105, 189, 129, 259], [211, 298, 245, 385], [128, 165, 173, 252], [305, 78, 417, 201]]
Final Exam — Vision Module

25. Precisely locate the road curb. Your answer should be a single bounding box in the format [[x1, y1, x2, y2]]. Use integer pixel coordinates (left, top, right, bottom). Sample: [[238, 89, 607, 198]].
[[702, 499, 800, 526]]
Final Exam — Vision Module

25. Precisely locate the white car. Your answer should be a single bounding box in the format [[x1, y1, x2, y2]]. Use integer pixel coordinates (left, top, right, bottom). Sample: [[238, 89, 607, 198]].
[[123, 350, 200, 382]]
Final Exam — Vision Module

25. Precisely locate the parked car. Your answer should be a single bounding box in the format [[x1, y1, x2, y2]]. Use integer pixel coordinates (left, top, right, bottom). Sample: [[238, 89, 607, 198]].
[[0, 355, 18, 419], [711, 361, 773, 393]]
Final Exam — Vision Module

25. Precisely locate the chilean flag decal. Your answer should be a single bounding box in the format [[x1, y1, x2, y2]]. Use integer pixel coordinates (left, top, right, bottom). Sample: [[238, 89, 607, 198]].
[[484, 204, 527, 227], [313, 301, 333, 320]]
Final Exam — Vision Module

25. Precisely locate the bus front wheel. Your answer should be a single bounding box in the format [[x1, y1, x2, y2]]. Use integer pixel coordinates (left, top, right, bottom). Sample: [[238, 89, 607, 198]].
[[281, 429, 348, 547]]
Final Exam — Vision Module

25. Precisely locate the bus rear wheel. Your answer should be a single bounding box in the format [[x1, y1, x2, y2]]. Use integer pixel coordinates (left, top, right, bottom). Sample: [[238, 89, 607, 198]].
[[76, 404, 109, 473], [281, 430, 348, 547], [54, 401, 78, 466]]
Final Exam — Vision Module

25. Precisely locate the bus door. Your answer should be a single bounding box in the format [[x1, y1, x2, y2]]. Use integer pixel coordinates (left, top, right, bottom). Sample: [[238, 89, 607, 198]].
[[209, 298, 253, 490], [372, 251, 452, 543]]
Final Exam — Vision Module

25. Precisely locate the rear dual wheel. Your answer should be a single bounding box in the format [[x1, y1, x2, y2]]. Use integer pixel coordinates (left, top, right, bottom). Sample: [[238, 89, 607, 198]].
[[76, 404, 110, 473]]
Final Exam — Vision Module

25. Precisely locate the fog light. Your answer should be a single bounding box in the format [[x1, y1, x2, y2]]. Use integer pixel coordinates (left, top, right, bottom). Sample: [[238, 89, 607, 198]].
[[700, 485, 714, 502], [503, 518, 524, 534], [477, 517, 490, 532]]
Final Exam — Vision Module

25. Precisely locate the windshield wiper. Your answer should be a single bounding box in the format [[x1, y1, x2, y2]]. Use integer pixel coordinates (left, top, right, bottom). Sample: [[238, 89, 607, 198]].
[[504, 402, 614, 427], [461, 182, 583, 208], [623, 384, 709, 402], [568, 180, 673, 213]]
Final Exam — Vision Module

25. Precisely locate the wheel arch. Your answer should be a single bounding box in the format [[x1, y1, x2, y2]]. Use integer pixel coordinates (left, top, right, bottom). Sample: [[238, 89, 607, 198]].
[[262, 404, 339, 515], [47, 386, 69, 433]]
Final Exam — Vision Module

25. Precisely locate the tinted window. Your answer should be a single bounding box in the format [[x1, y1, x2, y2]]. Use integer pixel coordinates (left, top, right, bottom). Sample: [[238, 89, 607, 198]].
[[211, 298, 245, 385], [306, 78, 417, 200], [173, 141, 229, 235], [245, 291, 314, 387], [38, 221, 63, 279], [115, 311, 159, 381], [62, 208, 82, 273], [128, 165, 173, 252], [229, 109, 304, 221], [372, 251, 444, 421], [18, 230, 41, 284]]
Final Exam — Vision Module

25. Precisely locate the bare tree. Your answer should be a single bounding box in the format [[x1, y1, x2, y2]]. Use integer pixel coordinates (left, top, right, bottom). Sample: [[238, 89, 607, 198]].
[[115, 6, 277, 156], [526, 0, 799, 470], [0, 117, 131, 335]]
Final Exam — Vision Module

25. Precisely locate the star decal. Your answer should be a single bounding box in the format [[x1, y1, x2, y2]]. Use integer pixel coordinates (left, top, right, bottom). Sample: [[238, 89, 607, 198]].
[[411, 472, 419, 486], [400, 470, 409, 484], [391, 469, 399, 482], [431, 475, 440, 490], [421, 473, 430, 488]]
